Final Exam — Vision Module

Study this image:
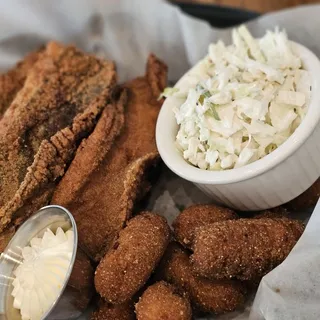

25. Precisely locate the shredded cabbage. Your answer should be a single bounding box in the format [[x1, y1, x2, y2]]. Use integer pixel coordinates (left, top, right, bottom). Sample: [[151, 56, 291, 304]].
[[172, 26, 311, 170], [158, 87, 180, 100]]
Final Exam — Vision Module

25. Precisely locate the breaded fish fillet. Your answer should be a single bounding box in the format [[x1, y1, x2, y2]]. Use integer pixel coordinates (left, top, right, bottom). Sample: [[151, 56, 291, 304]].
[[91, 301, 135, 320], [95, 212, 170, 304], [173, 204, 237, 248], [0, 42, 116, 234], [0, 226, 15, 253], [191, 218, 304, 281], [159, 243, 246, 314], [51, 54, 168, 261], [0, 49, 41, 119], [135, 281, 192, 320]]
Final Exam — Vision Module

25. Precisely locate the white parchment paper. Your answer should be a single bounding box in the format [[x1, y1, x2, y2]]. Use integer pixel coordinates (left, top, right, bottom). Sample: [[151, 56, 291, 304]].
[[0, 1, 319, 318]]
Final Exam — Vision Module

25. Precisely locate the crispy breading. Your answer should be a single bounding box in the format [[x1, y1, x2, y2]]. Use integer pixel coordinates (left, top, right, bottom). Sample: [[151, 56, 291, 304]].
[[191, 218, 304, 281], [0, 41, 116, 233], [0, 49, 41, 119], [285, 178, 320, 211], [135, 281, 192, 320], [67, 248, 94, 310], [51, 54, 167, 261], [253, 206, 289, 219], [0, 226, 15, 252], [51, 87, 126, 208], [173, 204, 237, 248], [159, 243, 246, 314], [0, 187, 55, 252], [91, 301, 135, 320], [95, 212, 170, 304]]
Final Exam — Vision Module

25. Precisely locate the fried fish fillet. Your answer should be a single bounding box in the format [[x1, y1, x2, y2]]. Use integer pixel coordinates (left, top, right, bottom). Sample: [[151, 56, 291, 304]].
[[51, 54, 168, 261], [0, 226, 15, 253], [0, 49, 42, 119], [158, 243, 246, 314], [95, 212, 170, 304], [0, 41, 116, 234], [191, 218, 304, 281], [135, 281, 192, 320]]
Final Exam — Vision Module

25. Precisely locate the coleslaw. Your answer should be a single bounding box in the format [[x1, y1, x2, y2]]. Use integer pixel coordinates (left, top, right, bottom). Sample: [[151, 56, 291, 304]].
[[168, 26, 311, 170]]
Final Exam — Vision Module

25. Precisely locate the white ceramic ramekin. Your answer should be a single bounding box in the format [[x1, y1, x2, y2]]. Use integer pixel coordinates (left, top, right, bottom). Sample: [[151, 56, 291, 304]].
[[156, 41, 320, 211]]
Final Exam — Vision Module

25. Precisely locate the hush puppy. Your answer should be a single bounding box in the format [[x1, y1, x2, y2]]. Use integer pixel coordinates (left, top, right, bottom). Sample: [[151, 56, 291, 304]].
[[135, 281, 192, 320], [173, 204, 237, 248], [253, 206, 289, 219], [160, 243, 246, 314], [191, 218, 304, 281], [95, 212, 170, 303]]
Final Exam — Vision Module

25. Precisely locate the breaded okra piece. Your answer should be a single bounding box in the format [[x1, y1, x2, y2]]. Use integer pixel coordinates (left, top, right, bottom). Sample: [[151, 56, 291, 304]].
[[135, 281, 192, 320], [173, 204, 237, 248], [95, 212, 170, 303], [191, 218, 304, 281], [160, 243, 246, 314]]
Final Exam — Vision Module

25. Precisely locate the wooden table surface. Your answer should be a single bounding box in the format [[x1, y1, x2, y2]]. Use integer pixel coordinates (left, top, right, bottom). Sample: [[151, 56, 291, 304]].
[[174, 0, 319, 13]]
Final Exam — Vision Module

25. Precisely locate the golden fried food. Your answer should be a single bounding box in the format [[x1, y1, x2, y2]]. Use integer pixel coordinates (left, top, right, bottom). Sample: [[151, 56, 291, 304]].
[[52, 54, 167, 261], [0, 49, 41, 119], [67, 248, 95, 310], [253, 206, 289, 219], [285, 178, 320, 211], [135, 281, 192, 320], [173, 204, 237, 248], [91, 301, 135, 320], [159, 243, 246, 314], [0, 226, 15, 253], [191, 218, 304, 281], [0, 41, 116, 234], [95, 212, 170, 304]]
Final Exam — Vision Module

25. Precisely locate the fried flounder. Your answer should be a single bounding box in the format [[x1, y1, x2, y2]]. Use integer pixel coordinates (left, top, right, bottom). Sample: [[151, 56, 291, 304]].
[[0, 49, 42, 119], [0, 42, 116, 236], [52, 54, 168, 261]]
